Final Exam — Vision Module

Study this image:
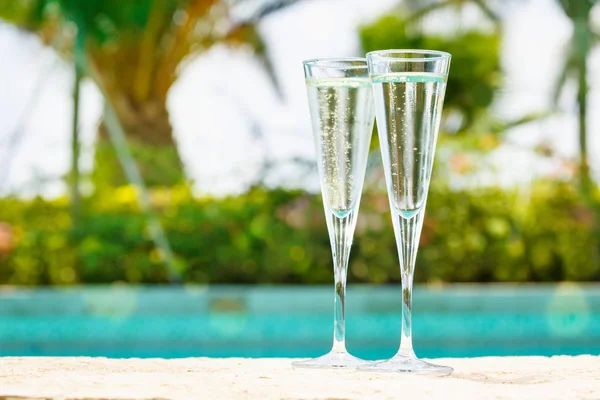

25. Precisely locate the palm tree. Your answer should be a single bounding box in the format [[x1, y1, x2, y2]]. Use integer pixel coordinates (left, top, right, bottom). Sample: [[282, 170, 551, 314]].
[[554, 0, 598, 201], [0, 0, 299, 187]]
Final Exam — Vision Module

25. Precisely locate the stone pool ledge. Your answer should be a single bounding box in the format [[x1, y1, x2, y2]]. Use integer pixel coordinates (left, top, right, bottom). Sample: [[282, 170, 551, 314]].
[[1, 356, 599, 400]]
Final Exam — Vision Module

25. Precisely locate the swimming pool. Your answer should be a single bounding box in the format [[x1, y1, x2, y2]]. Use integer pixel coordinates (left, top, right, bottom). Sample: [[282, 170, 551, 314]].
[[0, 284, 598, 359]]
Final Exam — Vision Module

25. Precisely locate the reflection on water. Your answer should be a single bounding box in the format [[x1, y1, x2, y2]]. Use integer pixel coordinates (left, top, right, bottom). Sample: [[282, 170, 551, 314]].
[[546, 282, 591, 337]]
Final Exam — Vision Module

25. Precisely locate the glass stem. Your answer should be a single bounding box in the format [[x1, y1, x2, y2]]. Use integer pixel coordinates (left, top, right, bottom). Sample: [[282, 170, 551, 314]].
[[393, 209, 425, 358], [333, 268, 347, 352], [327, 211, 356, 353], [399, 271, 415, 357]]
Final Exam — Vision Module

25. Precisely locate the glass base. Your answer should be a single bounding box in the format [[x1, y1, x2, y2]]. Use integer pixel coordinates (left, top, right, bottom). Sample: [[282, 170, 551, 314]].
[[358, 354, 453, 376], [291, 351, 369, 369]]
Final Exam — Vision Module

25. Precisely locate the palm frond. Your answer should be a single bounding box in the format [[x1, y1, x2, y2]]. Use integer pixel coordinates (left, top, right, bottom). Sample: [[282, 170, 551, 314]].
[[405, 0, 500, 28], [252, 31, 281, 99], [552, 55, 574, 109], [406, 0, 456, 24], [238, 0, 302, 24], [225, 0, 304, 99], [490, 112, 553, 135], [225, 22, 282, 98], [471, 0, 500, 25]]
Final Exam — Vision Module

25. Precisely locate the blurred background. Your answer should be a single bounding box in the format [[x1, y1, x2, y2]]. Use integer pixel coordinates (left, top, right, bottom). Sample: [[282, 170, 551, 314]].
[[0, 0, 599, 359]]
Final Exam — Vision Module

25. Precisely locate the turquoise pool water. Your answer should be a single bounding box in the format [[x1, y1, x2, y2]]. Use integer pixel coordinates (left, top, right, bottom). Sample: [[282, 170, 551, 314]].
[[0, 284, 598, 359]]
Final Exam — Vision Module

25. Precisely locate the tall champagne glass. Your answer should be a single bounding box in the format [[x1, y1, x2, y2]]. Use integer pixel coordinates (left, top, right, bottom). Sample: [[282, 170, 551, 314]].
[[361, 49, 452, 375], [292, 58, 375, 369]]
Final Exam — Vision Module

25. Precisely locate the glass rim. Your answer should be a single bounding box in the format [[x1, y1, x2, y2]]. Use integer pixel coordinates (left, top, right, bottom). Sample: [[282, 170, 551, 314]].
[[366, 49, 451, 62], [302, 57, 368, 70]]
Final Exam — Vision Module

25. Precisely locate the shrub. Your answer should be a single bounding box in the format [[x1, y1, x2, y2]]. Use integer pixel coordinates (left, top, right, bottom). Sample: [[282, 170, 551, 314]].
[[0, 180, 598, 285]]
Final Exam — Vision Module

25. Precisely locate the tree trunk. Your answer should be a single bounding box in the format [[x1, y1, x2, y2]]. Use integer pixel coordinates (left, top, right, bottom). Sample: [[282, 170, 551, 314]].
[[577, 51, 590, 200], [70, 63, 82, 220], [92, 98, 185, 188], [573, 1, 592, 201]]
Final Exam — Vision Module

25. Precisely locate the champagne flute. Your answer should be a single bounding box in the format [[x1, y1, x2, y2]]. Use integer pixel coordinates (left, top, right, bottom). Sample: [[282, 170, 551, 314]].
[[361, 49, 452, 375], [292, 58, 375, 369]]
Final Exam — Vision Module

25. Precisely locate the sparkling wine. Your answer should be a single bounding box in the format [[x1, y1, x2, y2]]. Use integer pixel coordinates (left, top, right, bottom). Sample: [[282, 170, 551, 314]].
[[371, 73, 447, 219], [306, 78, 374, 218]]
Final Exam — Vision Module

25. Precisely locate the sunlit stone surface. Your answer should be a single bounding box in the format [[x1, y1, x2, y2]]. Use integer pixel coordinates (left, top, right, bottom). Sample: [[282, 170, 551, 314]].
[[1, 356, 599, 400]]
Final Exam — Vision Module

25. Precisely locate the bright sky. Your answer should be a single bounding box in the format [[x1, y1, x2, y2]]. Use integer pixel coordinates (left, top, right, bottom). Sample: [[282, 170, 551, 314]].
[[0, 0, 595, 197]]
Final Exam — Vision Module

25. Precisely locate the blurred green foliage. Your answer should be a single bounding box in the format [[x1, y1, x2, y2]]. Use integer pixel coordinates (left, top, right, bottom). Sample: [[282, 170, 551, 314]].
[[360, 14, 501, 132], [1, 181, 598, 285]]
